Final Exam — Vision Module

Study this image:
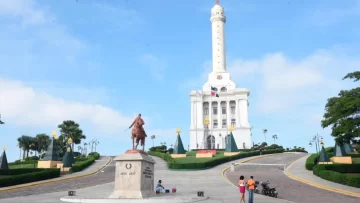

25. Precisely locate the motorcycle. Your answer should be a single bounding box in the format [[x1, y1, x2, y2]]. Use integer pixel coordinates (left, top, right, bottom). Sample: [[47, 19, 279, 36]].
[[260, 180, 278, 198], [254, 181, 260, 194]]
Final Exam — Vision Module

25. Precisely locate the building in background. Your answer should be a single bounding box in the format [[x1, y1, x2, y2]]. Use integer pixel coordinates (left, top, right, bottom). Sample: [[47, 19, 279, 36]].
[[189, 0, 251, 150]]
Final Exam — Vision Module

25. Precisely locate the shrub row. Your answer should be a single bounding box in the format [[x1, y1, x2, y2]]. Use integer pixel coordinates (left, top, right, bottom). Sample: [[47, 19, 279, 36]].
[[88, 152, 100, 160], [71, 157, 95, 172], [305, 154, 318, 170], [313, 164, 360, 188], [0, 168, 60, 187], [348, 153, 360, 158], [149, 149, 284, 170], [9, 160, 38, 166]]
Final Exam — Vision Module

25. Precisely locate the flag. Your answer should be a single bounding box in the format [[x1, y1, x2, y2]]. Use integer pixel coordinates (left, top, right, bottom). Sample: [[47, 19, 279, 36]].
[[211, 86, 219, 97], [196, 91, 202, 97]]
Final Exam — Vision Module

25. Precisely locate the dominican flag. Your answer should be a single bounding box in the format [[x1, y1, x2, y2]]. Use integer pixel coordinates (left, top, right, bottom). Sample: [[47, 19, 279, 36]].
[[211, 86, 219, 97]]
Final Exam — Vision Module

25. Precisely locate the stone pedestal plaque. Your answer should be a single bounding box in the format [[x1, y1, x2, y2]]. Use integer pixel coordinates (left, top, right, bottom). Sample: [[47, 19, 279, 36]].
[[109, 150, 155, 199]]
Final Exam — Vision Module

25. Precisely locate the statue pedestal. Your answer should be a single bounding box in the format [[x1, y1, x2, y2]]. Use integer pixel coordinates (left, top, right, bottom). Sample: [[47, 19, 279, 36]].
[[109, 150, 155, 199], [171, 154, 186, 158], [224, 152, 240, 156], [330, 156, 352, 164], [37, 160, 61, 168]]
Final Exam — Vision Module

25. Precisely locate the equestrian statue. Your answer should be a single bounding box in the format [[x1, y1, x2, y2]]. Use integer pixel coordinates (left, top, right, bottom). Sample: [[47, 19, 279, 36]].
[[129, 113, 147, 151]]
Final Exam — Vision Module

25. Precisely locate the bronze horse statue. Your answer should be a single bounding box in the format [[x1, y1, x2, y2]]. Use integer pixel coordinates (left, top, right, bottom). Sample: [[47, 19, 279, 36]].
[[131, 116, 147, 151]]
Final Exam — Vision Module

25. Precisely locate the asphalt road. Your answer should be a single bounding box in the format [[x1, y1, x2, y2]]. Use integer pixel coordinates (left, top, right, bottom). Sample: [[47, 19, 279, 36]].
[[226, 153, 360, 203], [0, 158, 116, 199]]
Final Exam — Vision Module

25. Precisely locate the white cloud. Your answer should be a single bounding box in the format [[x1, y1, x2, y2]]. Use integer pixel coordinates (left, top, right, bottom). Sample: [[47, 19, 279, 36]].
[[0, 0, 50, 26], [0, 78, 179, 141], [138, 54, 167, 81], [0, 78, 133, 134], [185, 47, 360, 114]]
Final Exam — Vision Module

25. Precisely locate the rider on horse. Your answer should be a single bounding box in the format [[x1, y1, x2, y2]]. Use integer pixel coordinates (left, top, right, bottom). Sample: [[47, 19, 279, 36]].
[[129, 113, 147, 138]]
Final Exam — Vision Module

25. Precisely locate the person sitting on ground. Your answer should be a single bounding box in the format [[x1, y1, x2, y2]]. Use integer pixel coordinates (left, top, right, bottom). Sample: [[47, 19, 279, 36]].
[[156, 180, 165, 193]]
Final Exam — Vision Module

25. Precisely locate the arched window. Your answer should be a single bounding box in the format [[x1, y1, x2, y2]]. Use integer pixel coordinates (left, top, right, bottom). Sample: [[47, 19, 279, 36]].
[[220, 87, 227, 92]]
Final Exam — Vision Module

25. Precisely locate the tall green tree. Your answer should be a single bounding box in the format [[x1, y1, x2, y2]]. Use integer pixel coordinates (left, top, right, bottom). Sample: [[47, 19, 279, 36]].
[[58, 120, 86, 150], [17, 135, 33, 159], [35, 134, 51, 158], [321, 71, 360, 144]]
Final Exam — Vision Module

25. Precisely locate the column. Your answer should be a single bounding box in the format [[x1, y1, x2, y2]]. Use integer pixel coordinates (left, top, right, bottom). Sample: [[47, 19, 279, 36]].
[[244, 100, 249, 127], [191, 101, 194, 128], [237, 99, 241, 127], [209, 101, 212, 129], [217, 101, 221, 128], [226, 100, 230, 127], [199, 101, 203, 129]]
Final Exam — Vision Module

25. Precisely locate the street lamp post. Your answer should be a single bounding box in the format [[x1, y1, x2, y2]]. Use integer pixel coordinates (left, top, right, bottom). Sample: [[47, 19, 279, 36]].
[[309, 134, 323, 156]]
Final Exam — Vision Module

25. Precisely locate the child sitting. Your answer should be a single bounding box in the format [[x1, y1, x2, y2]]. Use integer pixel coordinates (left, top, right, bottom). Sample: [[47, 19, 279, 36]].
[[156, 180, 165, 193]]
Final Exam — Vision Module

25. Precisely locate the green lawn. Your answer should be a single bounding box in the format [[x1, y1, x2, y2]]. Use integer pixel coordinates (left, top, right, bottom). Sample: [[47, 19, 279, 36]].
[[352, 158, 360, 164], [173, 151, 226, 164], [9, 163, 37, 169]]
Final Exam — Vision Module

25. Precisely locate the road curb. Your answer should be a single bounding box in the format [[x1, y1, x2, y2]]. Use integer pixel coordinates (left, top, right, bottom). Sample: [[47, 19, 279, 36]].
[[284, 156, 360, 198], [0, 156, 113, 193]]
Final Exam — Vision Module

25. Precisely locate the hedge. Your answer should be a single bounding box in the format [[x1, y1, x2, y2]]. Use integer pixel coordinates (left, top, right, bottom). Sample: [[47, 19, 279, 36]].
[[313, 164, 360, 188], [71, 157, 95, 172], [88, 152, 100, 160], [0, 168, 60, 187], [348, 153, 360, 158], [9, 160, 38, 166], [305, 154, 318, 170], [149, 149, 284, 170]]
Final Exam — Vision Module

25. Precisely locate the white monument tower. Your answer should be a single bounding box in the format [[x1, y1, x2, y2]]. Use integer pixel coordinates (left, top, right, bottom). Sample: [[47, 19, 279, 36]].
[[189, 0, 251, 150]]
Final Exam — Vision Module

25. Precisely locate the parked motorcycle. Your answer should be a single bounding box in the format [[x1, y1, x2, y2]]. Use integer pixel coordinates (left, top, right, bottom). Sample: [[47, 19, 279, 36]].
[[260, 180, 278, 198], [254, 181, 260, 194]]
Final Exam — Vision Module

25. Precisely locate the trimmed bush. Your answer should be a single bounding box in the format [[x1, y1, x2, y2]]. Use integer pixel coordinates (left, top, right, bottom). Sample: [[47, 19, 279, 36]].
[[0, 168, 60, 187], [88, 152, 100, 160], [313, 164, 360, 188], [305, 154, 318, 170], [149, 149, 284, 170], [9, 160, 37, 166], [325, 147, 334, 153], [348, 153, 360, 158], [71, 157, 95, 172]]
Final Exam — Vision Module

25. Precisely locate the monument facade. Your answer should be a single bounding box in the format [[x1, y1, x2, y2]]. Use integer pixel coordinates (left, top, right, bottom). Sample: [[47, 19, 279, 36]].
[[189, 0, 251, 150]]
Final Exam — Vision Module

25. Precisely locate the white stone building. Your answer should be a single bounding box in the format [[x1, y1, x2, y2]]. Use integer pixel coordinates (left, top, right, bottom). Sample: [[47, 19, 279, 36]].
[[189, 0, 251, 150]]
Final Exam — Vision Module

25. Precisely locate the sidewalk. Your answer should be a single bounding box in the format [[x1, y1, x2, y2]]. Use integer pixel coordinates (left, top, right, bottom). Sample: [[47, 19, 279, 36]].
[[58, 154, 292, 203], [285, 155, 360, 196], [0, 156, 112, 192]]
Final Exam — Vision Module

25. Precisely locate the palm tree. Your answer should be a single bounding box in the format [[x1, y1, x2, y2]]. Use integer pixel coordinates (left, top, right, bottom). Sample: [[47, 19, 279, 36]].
[[272, 134, 278, 144], [93, 140, 99, 152], [17, 135, 33, 159], [263, 129, 268, 143], [58, 120, 86, 150], [150, 135, 156, 147]]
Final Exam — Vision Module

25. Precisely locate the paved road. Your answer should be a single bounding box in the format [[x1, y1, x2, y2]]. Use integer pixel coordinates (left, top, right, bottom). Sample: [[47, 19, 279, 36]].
[[0, 157, 115, 199], [226, 153, 360, 203]]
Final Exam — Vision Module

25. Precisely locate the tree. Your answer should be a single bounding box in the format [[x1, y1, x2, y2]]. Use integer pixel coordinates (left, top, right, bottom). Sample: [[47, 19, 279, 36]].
[[272, 134, 278, 143], [321, 71, 360, 144], [58, 120, 86, 150], [151, 135, 156, 147], [35, 134, 51, 158], [17, 135, 33, 159], [263, 129, 268, 142]]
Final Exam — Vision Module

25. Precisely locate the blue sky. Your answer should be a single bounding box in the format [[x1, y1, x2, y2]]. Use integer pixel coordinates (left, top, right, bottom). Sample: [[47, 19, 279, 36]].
[[0, 0, 359, 161]]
